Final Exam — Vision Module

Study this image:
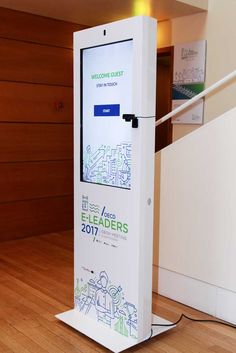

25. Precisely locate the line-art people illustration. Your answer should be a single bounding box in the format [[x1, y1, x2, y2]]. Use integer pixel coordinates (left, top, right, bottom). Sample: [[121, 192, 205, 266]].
[[79, 279, 98, 314], [75, 270, 138, 337], [95, 271, 115, 326], [123, 302, 138, 338]]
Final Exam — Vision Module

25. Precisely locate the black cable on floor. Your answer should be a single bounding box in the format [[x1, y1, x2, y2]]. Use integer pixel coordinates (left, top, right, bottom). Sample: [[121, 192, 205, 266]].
[[148, 313, 236, 339]]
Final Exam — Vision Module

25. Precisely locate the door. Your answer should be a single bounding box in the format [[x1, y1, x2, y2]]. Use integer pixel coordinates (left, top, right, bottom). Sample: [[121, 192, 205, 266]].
[[155, 47, 173, 152]]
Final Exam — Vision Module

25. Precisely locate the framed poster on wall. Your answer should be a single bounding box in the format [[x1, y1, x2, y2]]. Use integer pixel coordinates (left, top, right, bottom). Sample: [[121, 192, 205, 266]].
[[172, 40, 207, 125]]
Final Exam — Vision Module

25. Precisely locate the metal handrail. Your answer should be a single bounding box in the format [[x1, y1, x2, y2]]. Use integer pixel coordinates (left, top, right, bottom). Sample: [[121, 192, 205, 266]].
[[156, 70, 236, 127]]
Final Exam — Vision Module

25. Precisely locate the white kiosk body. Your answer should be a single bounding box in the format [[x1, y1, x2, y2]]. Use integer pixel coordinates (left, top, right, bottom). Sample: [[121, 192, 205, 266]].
[[56, 16, 173, 353]]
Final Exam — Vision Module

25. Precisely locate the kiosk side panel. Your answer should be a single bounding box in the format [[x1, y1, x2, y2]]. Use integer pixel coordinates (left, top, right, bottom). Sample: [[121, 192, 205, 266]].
[[73, 16, 157, 343]]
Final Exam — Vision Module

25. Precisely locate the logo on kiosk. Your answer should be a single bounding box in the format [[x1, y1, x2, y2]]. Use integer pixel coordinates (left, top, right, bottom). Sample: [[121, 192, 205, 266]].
[[81, 195, 128, 247]]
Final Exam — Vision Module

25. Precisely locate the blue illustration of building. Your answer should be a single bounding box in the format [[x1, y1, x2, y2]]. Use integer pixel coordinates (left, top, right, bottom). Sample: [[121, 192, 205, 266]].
[[83, 143, 131, 189]]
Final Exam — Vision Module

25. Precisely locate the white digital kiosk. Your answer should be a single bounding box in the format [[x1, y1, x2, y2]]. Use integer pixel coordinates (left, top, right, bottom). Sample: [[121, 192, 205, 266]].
[[56, 16, 173, 353]]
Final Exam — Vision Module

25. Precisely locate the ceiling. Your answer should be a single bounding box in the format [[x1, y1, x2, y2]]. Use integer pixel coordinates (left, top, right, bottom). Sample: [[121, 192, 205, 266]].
[[0, 0, 208, 26]]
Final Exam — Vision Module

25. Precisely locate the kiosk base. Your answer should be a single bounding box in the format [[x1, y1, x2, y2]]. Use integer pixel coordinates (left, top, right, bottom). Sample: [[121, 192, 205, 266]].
[[56, 310, 174, 353]]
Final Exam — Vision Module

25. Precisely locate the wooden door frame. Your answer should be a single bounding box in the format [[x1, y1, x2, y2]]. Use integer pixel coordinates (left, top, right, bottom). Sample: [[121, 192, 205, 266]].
[[156, 46, 174, 147]]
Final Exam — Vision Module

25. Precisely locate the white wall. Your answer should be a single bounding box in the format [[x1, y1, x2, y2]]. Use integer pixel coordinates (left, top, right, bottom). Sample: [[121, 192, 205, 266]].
[[171, 0, 236, 141], [158, 107, 236, 323], [153, 0, 236, 299]]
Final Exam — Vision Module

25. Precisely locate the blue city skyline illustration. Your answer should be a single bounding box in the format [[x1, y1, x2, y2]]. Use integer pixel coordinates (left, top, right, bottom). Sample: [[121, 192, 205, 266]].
[[74, 270, 138, 338], [174, 67, 205, 84], [83, 142, 131, 189]]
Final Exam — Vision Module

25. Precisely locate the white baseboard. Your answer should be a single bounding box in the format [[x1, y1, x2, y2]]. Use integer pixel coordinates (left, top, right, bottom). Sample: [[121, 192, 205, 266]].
[[157, 266, 236, 325]]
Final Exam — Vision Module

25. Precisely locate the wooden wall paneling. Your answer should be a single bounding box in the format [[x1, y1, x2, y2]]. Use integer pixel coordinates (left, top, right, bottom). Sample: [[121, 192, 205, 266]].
[[0, 196, 73, 242], [0, 82, 73, 123], [0, 38, 73, 86], [0, 7, 87, 48], [0, 8, 83, 241], [0, 161, 73, 203], [0, 123, 73, 162]]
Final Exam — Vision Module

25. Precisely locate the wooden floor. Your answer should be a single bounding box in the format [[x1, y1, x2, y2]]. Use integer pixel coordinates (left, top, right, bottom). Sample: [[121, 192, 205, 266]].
[[0, 231, 236, 353]]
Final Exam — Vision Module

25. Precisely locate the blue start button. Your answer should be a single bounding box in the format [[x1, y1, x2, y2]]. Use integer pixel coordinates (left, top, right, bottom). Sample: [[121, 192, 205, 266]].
[[94, 104, 120, 117]]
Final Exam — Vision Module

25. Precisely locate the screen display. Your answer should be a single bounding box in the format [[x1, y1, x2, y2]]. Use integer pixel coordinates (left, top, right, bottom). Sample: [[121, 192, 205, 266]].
[[81, 40, 133, 189]]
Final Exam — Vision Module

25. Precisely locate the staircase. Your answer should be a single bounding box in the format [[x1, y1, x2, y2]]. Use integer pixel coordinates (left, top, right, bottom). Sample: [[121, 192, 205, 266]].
[[154, 70, 236, 324]]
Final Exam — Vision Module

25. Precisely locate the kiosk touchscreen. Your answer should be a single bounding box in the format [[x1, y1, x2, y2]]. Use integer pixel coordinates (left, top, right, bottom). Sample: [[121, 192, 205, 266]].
[[56, 16, 174, 353], [81, 40, 133, 189]]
